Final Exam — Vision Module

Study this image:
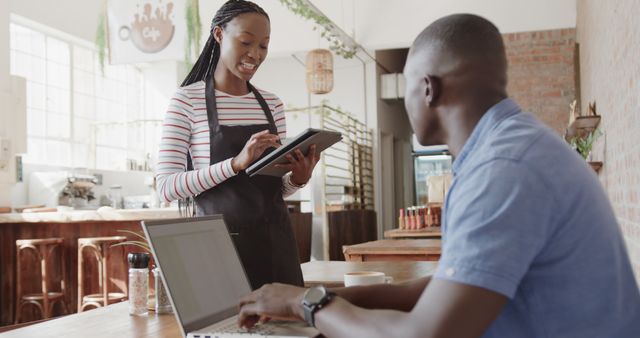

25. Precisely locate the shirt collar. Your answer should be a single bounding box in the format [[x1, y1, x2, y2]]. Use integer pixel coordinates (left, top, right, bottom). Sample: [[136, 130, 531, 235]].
[[452, 98, 521, 175]]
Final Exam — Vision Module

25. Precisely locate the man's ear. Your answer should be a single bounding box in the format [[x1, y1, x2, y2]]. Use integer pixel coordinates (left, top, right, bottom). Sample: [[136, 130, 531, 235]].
[[213, 26, 223, 44], [424, 75, 440, 107]]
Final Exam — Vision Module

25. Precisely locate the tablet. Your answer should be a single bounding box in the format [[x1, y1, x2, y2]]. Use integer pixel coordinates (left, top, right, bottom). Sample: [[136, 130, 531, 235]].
[[246, 128, 342, 177]]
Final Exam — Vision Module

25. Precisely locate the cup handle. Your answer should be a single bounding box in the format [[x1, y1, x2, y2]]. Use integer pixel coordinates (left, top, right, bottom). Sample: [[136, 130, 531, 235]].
[[384, 276, 394, 284], [119, 26, 131, 41]]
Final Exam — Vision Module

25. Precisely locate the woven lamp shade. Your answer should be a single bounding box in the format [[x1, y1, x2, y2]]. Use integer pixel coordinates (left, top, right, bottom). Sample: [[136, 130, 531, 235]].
[[306, 49, 334, 94]]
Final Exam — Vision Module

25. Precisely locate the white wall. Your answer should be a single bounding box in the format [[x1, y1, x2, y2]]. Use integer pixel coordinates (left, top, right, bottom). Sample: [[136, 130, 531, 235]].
[[9, 0, 315, 58], [252, 54, 368, 124], [342, 0, 577, 50], [0, 0, 8, 91], [0, 0, 11, 206], [141, 60, 186, 119], [10, 0, 102, 42], [201, 0, 577, 56], [0, 1, 28, 206], [7, 0, 577, 60]]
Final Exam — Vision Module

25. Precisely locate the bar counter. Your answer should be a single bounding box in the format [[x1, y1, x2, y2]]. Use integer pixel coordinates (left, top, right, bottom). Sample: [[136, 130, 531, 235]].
[[0, 208, 312, 326], [0, 208, 180, 326], [0, 207, 180, 224]]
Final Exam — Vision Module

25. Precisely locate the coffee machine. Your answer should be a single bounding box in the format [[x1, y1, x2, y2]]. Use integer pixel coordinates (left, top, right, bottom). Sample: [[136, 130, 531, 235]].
[[58, 174, 99, 209]]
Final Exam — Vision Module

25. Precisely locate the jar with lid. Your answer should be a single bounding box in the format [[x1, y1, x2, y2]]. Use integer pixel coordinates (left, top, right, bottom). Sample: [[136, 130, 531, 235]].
[[153, 267, 173, 314], [128, 252, 150, 316]]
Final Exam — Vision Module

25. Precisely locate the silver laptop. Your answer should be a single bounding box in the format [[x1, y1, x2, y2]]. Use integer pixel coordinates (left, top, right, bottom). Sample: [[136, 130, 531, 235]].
[[141, 216, 319, 338]]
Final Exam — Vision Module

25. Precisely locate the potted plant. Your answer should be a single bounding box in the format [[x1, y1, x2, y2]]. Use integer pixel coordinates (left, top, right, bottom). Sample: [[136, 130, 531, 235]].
[[570, 129, 603, 172]]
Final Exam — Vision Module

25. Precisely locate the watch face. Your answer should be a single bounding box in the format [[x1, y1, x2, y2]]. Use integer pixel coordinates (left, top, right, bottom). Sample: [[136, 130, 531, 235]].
[[305, 286, 326, 304]]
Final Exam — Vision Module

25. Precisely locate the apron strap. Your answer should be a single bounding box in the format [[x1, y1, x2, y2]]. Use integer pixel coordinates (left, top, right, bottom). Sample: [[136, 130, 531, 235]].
[[205, 74, 220, 142], [186, 78, 280, 169], [182, 78, 281, 217], [248, 83, 279, 137]]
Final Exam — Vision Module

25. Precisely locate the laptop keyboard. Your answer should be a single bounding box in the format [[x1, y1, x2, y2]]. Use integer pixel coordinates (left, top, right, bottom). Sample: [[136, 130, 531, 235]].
[[216, 320, 276, 335], [190, 321, 277, 338]]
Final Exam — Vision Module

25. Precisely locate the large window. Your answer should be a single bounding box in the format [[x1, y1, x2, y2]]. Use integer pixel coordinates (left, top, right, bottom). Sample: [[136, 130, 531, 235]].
[[9, 20, 154, 171]]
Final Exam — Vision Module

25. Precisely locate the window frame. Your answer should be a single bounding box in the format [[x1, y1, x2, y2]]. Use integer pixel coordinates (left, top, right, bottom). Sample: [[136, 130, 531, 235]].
[[10, 14, 149, 171]]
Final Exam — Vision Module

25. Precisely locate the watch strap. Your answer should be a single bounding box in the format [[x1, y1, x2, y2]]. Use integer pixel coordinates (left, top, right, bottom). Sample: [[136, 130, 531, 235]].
[[302, 288, 335, 327]]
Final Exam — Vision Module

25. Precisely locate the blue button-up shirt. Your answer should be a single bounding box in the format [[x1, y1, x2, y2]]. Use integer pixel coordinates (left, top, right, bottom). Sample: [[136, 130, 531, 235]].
[[434, 98, 640, 337]]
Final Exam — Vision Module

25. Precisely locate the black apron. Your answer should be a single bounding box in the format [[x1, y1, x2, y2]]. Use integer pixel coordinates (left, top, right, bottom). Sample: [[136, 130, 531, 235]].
[[191, 76, 303, 289]]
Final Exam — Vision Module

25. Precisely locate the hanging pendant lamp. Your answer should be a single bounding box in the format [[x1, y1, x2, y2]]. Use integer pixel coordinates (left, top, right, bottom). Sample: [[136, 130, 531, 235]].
[[306, 49, 334, 94]]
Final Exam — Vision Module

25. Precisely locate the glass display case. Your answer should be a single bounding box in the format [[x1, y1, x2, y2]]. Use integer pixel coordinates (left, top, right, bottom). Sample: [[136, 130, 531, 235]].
[[413, 150, 452, 205]]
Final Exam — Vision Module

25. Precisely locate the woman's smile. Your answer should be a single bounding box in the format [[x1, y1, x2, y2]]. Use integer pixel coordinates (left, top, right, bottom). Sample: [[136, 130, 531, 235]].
[[240, 61, 257, 73]]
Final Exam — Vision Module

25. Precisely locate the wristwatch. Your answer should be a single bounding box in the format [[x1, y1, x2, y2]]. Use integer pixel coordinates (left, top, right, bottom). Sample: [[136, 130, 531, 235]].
[[301, 286, 335, 327]]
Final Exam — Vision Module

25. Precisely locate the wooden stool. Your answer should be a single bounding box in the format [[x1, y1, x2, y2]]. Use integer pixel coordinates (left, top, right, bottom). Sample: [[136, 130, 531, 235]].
[[15, 238, 69, 324], [77, 236, 128, 312]]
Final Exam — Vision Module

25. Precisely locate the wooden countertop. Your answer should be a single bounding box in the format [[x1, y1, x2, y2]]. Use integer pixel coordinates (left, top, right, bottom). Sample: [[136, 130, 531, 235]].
[[343, 239, 442, 255], [384, 227, 442, 239], [0, 302, 181, 338], [0, 207, 180, 224], [342, 239, 442, 262]]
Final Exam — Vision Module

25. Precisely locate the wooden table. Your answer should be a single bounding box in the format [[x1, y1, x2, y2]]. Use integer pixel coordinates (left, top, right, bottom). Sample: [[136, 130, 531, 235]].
[[384, 227, 442, 239], [342, 239, 441, 262], [302, 260, 437, 288], [0, 261, 436, 336], [0, 302, 181, 338]]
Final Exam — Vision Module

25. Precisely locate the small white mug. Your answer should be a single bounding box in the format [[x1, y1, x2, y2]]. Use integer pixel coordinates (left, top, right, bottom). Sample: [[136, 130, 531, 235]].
[[343, 271, 394, 287]]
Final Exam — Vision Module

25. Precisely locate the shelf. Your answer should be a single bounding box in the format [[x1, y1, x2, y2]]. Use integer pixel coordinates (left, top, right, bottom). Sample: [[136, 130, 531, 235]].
[[589, 161, 603, 173], [565, 115, 601, 141], [384, 227, 442, 239]]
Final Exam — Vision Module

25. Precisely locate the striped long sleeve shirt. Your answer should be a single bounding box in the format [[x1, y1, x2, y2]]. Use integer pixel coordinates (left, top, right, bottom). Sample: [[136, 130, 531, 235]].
[[155, 80, 301, 203]]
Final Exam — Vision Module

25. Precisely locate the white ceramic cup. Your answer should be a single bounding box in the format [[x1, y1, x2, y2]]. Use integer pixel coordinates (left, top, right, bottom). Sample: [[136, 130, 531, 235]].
[[343, 271, 393, 287]]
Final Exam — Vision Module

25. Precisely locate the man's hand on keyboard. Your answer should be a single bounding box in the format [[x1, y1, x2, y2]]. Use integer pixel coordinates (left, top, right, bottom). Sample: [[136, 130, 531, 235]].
[[238, 283, 306, 329]]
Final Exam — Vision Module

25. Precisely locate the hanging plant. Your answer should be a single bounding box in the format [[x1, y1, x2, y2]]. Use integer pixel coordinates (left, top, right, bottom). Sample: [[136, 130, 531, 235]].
[[95, 2, 108, 74], [279, 0, 357, 59], [185, 0, 202, 69]]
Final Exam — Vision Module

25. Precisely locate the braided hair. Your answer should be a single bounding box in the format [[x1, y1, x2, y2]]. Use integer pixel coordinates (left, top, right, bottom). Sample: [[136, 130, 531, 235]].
[[181, 0, 269, 87]]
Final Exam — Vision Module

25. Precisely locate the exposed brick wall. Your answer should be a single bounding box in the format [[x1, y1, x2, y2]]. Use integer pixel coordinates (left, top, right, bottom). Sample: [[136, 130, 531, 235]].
[[504, 29, 577, 134], [577, 0, 640, 284]]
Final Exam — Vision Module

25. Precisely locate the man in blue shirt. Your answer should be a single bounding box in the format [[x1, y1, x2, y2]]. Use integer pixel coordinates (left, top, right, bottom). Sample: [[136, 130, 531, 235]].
[[236, 14, 640, 337]]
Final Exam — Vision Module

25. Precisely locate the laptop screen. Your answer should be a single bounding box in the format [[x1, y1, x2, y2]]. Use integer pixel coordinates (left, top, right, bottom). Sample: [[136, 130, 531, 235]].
[[142, 216, 252, 335]]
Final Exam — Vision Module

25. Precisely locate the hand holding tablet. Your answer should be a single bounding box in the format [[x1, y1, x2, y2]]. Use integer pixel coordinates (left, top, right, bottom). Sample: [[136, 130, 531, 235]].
[[245, 128, 342, 177]]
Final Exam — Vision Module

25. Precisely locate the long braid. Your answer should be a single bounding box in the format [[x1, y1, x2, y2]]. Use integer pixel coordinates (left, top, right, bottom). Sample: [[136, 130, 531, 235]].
[[179, 0, 269, 217], [181, 0, 269, 86]]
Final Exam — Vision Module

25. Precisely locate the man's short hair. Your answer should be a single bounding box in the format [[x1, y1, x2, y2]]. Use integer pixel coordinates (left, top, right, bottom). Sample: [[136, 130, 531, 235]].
[[413, 14, 506, 67]]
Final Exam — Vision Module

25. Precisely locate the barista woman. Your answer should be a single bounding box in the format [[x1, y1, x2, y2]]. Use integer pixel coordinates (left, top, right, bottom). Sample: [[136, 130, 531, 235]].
[[155, 0, 318, 289]]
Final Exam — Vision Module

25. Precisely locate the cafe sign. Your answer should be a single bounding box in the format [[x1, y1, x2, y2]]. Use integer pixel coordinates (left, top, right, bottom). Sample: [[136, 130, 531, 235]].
[[108, 0, 186, 64]]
